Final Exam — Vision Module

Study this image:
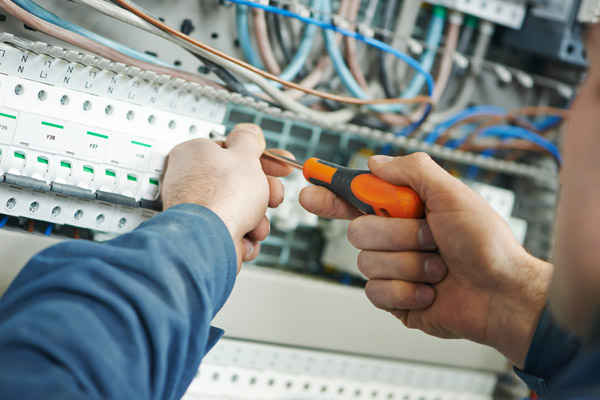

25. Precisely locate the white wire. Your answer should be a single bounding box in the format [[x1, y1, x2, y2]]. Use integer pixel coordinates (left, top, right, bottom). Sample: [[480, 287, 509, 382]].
[[390, 0, 422, 90], [70, 0, 357, 124]]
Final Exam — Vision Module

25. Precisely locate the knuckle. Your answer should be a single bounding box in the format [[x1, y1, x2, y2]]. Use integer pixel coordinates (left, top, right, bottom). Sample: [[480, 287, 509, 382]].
[[410, 152, 433, 168]]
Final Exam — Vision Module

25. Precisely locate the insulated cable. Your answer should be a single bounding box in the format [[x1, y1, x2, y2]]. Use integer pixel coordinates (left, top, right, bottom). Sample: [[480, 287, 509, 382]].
[[114, 0, 433, 106], [1, 0, 222, 89]]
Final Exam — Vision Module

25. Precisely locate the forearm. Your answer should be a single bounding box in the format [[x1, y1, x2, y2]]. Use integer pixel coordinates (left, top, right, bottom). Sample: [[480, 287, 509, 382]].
[[0, 204, 237, 400]]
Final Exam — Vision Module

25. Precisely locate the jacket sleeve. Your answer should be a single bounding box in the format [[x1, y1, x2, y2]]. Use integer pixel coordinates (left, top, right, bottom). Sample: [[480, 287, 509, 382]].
[[0, 204, 237, 400], [513, 307, 581, 396]]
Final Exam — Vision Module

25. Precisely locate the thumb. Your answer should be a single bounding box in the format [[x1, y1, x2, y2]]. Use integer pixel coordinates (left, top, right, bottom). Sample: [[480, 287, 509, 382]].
[[225, 123, 266, 158], [368, 153, 463, 203]]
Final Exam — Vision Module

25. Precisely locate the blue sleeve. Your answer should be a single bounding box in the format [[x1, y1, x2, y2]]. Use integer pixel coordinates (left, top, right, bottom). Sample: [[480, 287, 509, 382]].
[[0, 204, 237, 400], [514, 307, 581, 396]]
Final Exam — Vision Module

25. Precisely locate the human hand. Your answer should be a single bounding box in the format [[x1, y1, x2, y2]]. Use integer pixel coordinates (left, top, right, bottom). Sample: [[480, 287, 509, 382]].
[[300, 153, 552, 368], [161, 123, 293, 271]]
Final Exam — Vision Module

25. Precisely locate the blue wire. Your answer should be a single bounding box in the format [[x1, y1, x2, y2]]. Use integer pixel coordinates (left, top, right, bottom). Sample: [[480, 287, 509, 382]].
[[242, 0, 322, 91], [12, 0, 172, 67], [236, 5, 266, 70], [0, 215, 9, 228], [534, 115, 562, 131], [451, 125, 562, 165], [320, 0, 437, 115], [225, 0, 435, 103], [44, 223, 54, 236], [424, 106, 508, 144]]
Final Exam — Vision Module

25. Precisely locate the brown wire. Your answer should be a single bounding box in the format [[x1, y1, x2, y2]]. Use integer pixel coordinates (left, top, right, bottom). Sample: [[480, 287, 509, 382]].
[[113, 0, 433, 106]]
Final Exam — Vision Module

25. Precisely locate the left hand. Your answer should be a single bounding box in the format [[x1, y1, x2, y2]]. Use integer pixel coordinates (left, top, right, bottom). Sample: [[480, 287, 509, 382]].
[[161, 123, 294, 270]]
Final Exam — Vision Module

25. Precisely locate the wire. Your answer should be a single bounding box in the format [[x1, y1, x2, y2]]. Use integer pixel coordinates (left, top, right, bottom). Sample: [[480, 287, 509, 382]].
[[432, 13, 461, 104], [390, 0, 422, 92], [244, 0, 322, 92], [74, 0, 357, 123], [461, 125, 563, 164], [270, 0, 294, 63], [317, 0, 435, 113], [12, 0, 171, 67], [425, 105, 508, 143], [427, 20, 494, 125], [147, 0, 432, 105], [1, 0, 222, 89], [344, 0, 370, 91], [44, 223, 54, 236], [0, 215, 9, 228], [253, 8, 281, 74], [377, 0, 399, 98], [236, 4, 266, 69]]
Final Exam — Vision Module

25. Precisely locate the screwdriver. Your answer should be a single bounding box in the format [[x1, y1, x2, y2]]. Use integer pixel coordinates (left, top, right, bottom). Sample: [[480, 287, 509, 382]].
[[209, 131, 424, 219]]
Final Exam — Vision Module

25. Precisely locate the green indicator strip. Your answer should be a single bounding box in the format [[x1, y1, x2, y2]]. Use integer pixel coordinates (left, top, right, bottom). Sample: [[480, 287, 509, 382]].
[[41, 121, 64, 129], [87, 131, 108, 140], [83, 166, 94, 174], [127, 175, 137, 182], [13, 152, 25, 159], [131, 140, 151, 148], [105, 170, 116, 177], [37, 157, 48, 164], [149, 178, 159, 186], [0, 112, 17, 120], [60, 161, 71, 169]]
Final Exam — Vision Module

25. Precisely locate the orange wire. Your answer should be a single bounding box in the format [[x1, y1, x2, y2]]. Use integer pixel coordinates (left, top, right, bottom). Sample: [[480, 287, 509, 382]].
[[113, 0, 433, 106], [27, 220, 34, 233]]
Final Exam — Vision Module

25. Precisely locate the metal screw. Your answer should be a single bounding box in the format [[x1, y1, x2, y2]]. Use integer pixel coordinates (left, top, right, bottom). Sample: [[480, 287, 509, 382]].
[[37, 90, 47, 101], [5, 197, 16, 211], [60, 95, 69, 106], [74, 209, 84, 221], [83, 100, 92, 111], [51, 206, 62, 218], [96, 214, 105, 225], [117, 217, 127, 229], [29, 201, 40, 214], [14, 84, 23, 96]]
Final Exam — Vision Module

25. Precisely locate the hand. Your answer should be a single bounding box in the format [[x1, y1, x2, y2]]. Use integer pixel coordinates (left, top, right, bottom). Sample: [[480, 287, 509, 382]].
[[161, 123, 293, 270], [300, 153, 552, 368]]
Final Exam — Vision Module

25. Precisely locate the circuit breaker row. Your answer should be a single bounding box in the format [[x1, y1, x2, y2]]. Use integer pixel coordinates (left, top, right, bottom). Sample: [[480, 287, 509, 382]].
[[0, 74, 225, 234]]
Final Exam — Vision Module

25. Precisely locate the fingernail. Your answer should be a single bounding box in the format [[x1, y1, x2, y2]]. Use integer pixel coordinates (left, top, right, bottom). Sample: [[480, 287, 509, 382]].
[[418, 223, 437, 250], [424, 257, 445, 279], [236, 123, 262, 135], [243, 239, 254, 258], [416, 285, 435, 303], [371, 155, 393, 163]]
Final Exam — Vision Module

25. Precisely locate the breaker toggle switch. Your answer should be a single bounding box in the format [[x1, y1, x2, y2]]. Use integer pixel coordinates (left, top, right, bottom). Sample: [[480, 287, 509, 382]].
[[98, 168, 118, 193], [121, 173, 140, 198], [8, 150, 26, 175], [30, 156, 50, 181], [52, 159, 74, 184], [76, 164, 96, 190]]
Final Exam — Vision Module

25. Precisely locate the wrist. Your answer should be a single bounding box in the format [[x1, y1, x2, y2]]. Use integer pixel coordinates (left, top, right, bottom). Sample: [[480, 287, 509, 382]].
[[486, 253, 553, 368]]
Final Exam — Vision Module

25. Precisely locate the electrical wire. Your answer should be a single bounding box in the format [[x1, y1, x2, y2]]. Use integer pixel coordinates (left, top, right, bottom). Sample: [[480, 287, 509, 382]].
[[186, 0, 434, 105], [236, 4, 266, 69], [425, 105, 508, 143], [253, 8, 281, 74], [269, 0, 294, 63], [44, 223, 54, 236], [72, 0, 357, 123], [0, 215, 8, 228], [11, 0, 171, 67], [390, 0, 422, 92], [344, 0, 369, 91], [1, 0, 222, 89], [317, 0, 435, 113], [377, 0, 399, 98], [431, 12, 461, 104], [427, 20, 494, 124]]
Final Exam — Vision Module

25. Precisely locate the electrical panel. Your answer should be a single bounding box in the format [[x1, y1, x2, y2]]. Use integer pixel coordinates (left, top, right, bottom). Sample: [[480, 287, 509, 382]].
[[0, 0, 588, 397]]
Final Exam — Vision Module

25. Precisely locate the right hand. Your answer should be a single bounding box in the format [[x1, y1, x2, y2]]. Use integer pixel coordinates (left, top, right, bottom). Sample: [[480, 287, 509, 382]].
[[300, 153, 553, 368]]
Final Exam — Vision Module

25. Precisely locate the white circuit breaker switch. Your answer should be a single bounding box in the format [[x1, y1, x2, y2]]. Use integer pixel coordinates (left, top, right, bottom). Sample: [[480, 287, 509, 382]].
[[7, 149, 26, 175], [74, 163, 97, 190], [28, 154, 50, 181], [121, 173, 140, 199], [97, 167, 118, 193], [140, 176, 160, 201], [51, 158, 74, 184]]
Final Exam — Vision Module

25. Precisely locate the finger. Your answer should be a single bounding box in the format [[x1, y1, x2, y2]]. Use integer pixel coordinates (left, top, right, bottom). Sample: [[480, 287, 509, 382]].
[[267, 176, 284, 208], [358, 252, 447, 283], [365, 279, 436, 310], [242, 237, 261, 262], [261, 148, 296, 177], [225, 123, 266, 158], [348, 215, 436, 251], [247, 216, 270, 242], [368, 153, 468, 205], [299, 186, 363, 220]]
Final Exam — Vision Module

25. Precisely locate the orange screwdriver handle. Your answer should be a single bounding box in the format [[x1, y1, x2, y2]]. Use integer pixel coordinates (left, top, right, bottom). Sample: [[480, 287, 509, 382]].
[[303, 158, 424, 219]]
